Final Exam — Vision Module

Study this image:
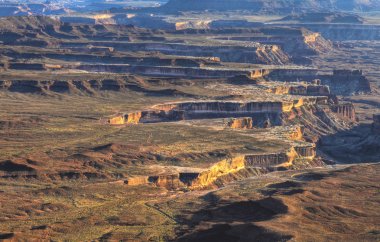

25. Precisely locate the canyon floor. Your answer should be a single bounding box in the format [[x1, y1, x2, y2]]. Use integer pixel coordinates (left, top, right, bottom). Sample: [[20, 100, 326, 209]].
[[0, 9, 379, 242]]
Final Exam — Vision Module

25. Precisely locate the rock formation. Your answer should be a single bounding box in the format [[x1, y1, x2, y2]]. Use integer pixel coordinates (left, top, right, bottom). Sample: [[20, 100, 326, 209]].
[[227, 117, 253, 129], [280, 12, 364, 24], [124, 176, 149, 186], [108, 115, 125, 125], [288, 126, 305, 141], [159, 0, 380, 13], [126, 112, 142, 124], [331, 103, 356, 122], [266, 69, 371, 95], [125, 174, 186, 190], [191, 144, 316, 189]]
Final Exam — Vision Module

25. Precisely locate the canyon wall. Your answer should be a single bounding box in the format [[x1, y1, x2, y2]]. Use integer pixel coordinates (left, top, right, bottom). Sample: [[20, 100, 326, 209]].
[[266, 69, 371, 95], [108, 115, 125, 125], [324, 70, 371, 95], [268, 83, 330, 96], [227, 117, 253, 129], [285, 24, 380, 41], [191, 144, 316, 189], [125, 174, 185, 190], [77, 65, 252, 78], [109, 98, 330, 127], [289, 126, 304, 141], [331, 103, 356, 122], [154, 99, 324, 114]]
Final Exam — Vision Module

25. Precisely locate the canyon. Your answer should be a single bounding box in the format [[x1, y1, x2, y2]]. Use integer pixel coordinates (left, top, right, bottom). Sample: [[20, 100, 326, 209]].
[[0, 2, 379, 242]]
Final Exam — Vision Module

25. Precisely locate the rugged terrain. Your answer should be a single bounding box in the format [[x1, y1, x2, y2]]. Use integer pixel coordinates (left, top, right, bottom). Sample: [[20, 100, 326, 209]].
[[0, 3, 379, 241], [158, 0, 380, 13]]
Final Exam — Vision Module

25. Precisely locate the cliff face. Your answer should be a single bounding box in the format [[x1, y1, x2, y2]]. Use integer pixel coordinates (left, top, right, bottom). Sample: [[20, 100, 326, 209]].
[[228, 117, 253, 129], [108, 115, 125, 125], [257, 27, 333, 56], [124, 176, 149, 185], [148, 174, 184, 190], [109, 97, 345, 129], [154, 100, 320, 114], [331, 103, 356, 122], [268, 84, 330, 96], [192, 156, 246, 189], [125, 174, 186, 190], [291, 24, 380, 41], [323, 70, 371, 95], [191, 144, 316, 189], [126, 112, 142, 124], [255, 45, 290, 65], [289, 126, 304, 141], [302, 32, 333, 54], [266, 69, 371, 96]]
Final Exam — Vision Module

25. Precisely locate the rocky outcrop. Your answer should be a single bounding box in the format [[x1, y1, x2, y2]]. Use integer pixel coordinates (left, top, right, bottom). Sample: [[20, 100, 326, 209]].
[[289, 126, 304, 141], [331, 103, 356, 122], [139, 110, 185, 123], [294, 145, 316, 158], [268, 83, 330, 96], [124, 176, 149, 186], [148, 174, 184, 190], [0, 79, 195, 96], [302, 32, 333, 54], [176, 20, 263, 30], [326, 70, 371, 95], [121, 143, 317, 190], [108, 115, 125, 125], [126, 112, 142, 124], [255, 45, 290, 65], [327, 70, 371, 95], [266, 69, 371, 95], [154, 100, 297, 113], [191, 144, 316, 189], [107, 110, 185, 125], [191, 155, 246, 189], [280, 13, 364, 24], [283, 23, 380, 41], [228, 117, 253, 129], [125, 174, 185, 190], [75, 42, 290, 65], [109, 98, 331, 127]]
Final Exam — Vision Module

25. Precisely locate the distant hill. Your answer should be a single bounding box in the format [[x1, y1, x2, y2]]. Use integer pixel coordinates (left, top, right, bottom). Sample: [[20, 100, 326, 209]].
[[159, 0, 380, 13], [280, 13, 365, 24], [0, 3, 69, 17]]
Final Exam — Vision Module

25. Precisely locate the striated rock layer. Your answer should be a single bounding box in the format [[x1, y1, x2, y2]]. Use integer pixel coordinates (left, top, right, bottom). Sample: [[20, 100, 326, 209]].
[[191, 144, 316, 189], [227, 117, 253, 129]]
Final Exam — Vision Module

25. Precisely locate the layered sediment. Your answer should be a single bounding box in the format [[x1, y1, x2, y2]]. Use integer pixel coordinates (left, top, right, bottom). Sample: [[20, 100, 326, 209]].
[[267, 69, 371, 95], [108, 96, 352, 130], [191, 144, 316, 189], [267, 82, 331, 96], [121, 143, 317, 190], [227, 117, 253, 129], [331, 103, 356, 122]]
